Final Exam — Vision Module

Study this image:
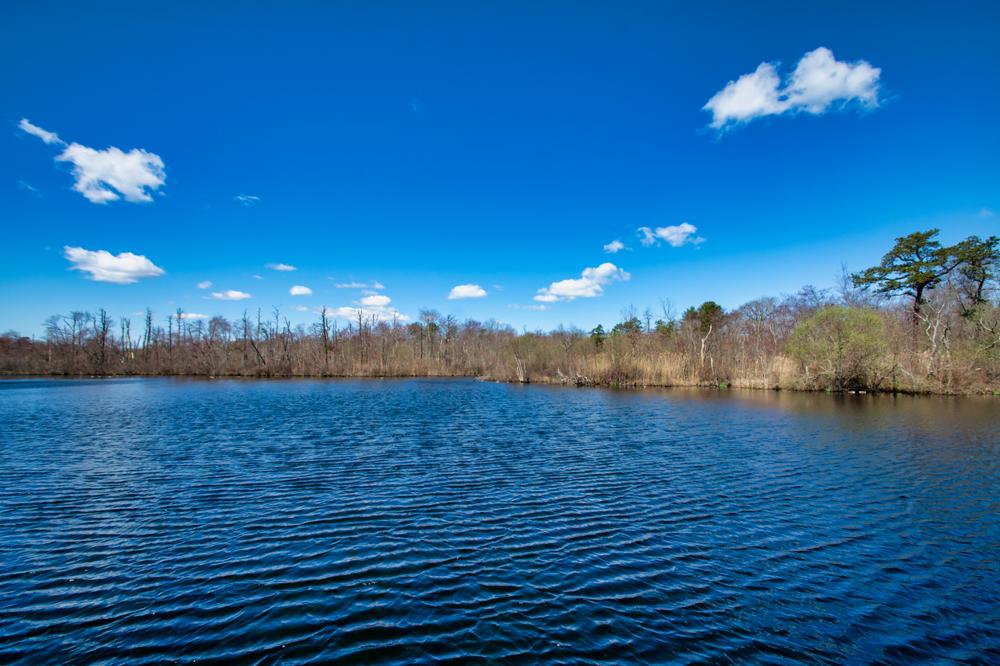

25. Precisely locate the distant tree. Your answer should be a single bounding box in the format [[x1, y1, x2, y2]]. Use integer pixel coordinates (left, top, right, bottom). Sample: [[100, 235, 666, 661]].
[[683, 301, 725, 369], [683, 301, 724, 334], [951, 235, 999, 313], [611, 317, 642, 337], [852, 229, 960, 316], [589, 324, 606, 350], [654, 319, 677, 337]]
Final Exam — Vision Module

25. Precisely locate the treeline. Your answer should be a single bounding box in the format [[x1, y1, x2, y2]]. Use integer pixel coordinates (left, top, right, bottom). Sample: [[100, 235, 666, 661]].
[[2, 230, 998, 394]]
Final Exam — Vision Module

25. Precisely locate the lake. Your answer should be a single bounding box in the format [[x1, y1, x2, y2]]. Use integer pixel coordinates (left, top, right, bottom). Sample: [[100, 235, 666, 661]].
[[0, 378, 997, 663]]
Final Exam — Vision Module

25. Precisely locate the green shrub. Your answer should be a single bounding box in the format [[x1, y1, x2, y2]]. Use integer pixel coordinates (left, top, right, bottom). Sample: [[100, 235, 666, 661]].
[[787, 307, 888, 391]]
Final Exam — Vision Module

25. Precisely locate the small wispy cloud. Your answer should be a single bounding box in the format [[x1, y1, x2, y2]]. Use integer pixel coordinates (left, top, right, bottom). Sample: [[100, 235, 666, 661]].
[[603, 240, 625, 254], [63, 246, 165, 284], [448, 284, 487, 300], [289, 285, 313, 296], [178, 312, 209, 320], [210, 289, 252, 301], [977, 208, 996, 218], [704, 47, 881, 131], [18, 118, 64, 145], [266, 263, 296, 271], [333, 280, 384, 289], [20, 118, 166, 204], [535, 262, 630, 303], [637, 223, 704, 248], [196, 280, 212, 289], [509, 303, 549, 311], [18, 180, 40, 196], [234, 194, 260, 206]]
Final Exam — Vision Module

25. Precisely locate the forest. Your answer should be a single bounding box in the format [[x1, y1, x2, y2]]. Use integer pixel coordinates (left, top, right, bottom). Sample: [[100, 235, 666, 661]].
[[2, 230, 998, 394]]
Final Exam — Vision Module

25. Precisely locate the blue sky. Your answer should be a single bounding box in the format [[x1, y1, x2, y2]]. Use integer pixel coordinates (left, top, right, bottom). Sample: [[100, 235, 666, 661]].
[[3, 1, 998, 335]]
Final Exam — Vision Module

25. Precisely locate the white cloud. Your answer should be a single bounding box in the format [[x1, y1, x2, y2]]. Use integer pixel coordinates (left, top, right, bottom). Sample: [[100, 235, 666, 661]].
[[326, 292, 409, 323], [234, 194, 260, 206], [18, 118, 64, 145], [603, 240, 625, 254], [20, 118, 166, 204], [289, 285, 313, 296], [509, 304, 549, 311], [253, 274, 263, 280], [360, 294, 391, 307], [704, 47, 881, 130], [448, 284, 487, 300], [534, 262, 630, 302], [977, 208, 996, 218], [196, 280, 212, 289], [266, 263, 296, 271], [637, 223, 704, 248], [333, 280, 384, 289], [59, 144, 165, 204], [295, 305, 310, 312], [211, 289, 252, 301], [178, 312, 208, 320], [63, 246, 165, 284]]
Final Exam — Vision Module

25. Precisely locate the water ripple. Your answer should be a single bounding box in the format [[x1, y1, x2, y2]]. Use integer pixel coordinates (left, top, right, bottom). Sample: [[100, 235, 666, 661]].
[[0, 378, 997, 664]]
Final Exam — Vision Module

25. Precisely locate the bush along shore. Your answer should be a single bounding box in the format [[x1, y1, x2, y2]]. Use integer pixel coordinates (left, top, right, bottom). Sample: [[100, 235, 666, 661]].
[[2, 230, 998, 395]]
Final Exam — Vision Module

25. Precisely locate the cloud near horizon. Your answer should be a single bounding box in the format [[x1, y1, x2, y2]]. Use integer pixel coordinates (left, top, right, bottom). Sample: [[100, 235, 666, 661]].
[[535, 262, 630, 302], [333, 280, 384, 289], [704, 47, 881, 130], [20, 118, 166, 203], [211, 289, 252, 301], [63, 246, 165, 284], [319, 293, 408, 322], [638, 223, 704, 247], [448, 284, 487, 300]]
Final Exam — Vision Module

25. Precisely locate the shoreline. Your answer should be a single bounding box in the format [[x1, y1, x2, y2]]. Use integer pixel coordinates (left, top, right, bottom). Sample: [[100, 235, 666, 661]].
[[3, 371, 996, 397]]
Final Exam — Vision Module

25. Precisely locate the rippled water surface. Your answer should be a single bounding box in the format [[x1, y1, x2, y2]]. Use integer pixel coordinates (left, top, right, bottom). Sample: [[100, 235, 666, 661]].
[[1, 378, 998, 663]]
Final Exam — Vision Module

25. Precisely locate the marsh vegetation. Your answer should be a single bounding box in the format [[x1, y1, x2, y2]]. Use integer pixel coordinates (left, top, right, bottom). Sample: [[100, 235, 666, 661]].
[[3, 230, 998, 394]]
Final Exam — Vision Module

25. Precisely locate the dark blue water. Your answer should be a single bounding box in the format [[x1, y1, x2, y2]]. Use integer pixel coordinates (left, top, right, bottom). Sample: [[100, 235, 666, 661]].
[[0, 378, 997, 663]]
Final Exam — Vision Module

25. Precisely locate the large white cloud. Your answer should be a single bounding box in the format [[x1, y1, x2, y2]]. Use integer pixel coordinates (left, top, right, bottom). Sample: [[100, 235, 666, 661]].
[[448, 284, 487, 300], [19, 118, 166, 203], [637, 223, 704, 248], [704, 47, 881, 130], [57, 144, 165, 203], [63, 246, 165, 284], [289, 285, 313, 296], [211, 289, 252, 301], [535, 262, 630, 302]]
